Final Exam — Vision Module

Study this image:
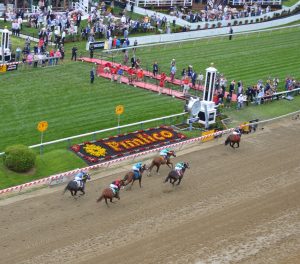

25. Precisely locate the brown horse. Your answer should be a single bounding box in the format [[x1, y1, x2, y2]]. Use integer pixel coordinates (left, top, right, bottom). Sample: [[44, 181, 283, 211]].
[[164, 162, 190, 186], [225, 132, 242, 148], [147, 150, 176, 176], [96, 180, 125, 207], [123, 164, 147, 189]]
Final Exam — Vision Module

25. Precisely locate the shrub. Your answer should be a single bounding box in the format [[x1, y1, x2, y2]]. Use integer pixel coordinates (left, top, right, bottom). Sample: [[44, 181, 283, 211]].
[[3, 145, 36, 173]]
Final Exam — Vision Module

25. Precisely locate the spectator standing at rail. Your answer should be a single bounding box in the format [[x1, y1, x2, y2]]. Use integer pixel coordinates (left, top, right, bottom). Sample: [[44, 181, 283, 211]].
[[229, 26, 233, 40], [229, 80, 235, 97], [237, 93, 244, 109]]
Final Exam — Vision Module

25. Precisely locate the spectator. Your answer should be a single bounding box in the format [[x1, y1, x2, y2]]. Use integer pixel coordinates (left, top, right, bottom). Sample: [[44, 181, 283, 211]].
[[229, 27, 233, 40], [229, 80, 235, 96], [124, 50, 129, 65], [15, 47, 21, 61], [170, 64, 176, 82], [90, 68, 95, 84], [71, 46, 77, 61], [182, 75, 190, 95], [237, 93, 244, 109], [89, 46, 94, 59], [197, 72, 204, 88], [153, 61, 159, 76], [117, 66, 124, 83]]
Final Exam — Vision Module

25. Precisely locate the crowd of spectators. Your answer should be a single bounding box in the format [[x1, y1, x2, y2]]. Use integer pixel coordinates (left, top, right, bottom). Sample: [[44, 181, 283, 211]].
[[170, 3, 273, 23], [212, 75, 299, 109]]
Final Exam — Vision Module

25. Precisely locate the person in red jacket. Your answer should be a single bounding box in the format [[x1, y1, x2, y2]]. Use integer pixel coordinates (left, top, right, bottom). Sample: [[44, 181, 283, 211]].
[[160, 72, 166, 87], [110, 65, 117, 82], [127, 67, 136, 84]]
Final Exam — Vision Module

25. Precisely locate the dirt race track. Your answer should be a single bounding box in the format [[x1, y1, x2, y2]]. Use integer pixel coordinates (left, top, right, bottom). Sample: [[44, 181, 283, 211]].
[[1, 117, 300, 264]]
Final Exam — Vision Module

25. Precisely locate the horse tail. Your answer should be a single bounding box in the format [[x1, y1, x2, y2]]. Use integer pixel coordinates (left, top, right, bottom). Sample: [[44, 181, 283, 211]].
[[96, 195, 103, 203], [164, 175, 169, 183], [62, 185, 69, 195], [225, 137, 230, 145]]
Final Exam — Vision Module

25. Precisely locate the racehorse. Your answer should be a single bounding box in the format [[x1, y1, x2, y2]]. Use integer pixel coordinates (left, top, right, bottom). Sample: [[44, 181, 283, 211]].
[[122, 164, 147, 189], [96, 180, 125, 207], [63, 173, 91, 197], [225, 131, 242, 148], [164, 162, 190, 186], [147, 150, 176, 176]]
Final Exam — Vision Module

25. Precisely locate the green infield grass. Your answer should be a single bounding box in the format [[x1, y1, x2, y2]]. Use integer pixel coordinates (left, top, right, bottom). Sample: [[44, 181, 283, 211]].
[[0, 26, 299, 189]]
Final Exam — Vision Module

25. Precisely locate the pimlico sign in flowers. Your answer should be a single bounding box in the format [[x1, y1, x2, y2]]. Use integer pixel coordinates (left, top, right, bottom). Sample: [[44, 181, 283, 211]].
[[70, 126, 187, 165]]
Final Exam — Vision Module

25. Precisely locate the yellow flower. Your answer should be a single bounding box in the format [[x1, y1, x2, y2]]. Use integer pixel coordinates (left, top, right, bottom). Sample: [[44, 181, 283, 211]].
[[83, 144, 107, 157]]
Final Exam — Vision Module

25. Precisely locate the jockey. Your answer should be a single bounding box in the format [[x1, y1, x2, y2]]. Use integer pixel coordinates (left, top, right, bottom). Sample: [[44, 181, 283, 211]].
[[74, 171, 87, 188], [160, 148, 171, 160], [110, 179, 121, 195], [175, 162, 185, 176], [232, 128, 241, 135], [132, 162, 142, 178]]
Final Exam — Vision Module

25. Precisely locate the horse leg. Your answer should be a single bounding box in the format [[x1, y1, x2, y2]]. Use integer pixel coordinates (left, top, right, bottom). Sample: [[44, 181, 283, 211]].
[[237, 142, 239, 148], [105, 198, 109, 207], [156, 165, 160, 175], [171, 178, 177, 186], [164, 176, 169, 183], [138, 177, 142, 188], [147, 164, 153, 177], [80, 188, 85, 195], [177, 177, 182, 185], [166, 161, 173, 170], [74, 190, 77, 196]]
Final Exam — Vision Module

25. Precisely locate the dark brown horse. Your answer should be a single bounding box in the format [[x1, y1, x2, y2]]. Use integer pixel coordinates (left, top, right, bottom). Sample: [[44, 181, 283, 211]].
[[164, 162, 190, 186], [225, 132, 242, 148], [147, 150, 176, 176], [123, 164, 147, 189], [96, 180, 125, 207]]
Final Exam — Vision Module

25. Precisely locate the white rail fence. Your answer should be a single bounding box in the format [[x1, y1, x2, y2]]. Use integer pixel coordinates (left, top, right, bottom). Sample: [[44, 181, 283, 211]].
[[1, 109, 300, 195], [110, 24, 300, 50], [0, 112, 187, 156]]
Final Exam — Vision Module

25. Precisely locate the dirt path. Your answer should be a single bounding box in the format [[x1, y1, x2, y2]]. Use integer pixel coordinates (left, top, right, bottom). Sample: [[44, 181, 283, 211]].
[[1, 118, 300, 264]]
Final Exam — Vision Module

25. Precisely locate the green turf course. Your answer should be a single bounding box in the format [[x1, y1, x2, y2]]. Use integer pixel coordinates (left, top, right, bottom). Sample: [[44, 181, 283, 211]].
[[0, 26, 300, 189]]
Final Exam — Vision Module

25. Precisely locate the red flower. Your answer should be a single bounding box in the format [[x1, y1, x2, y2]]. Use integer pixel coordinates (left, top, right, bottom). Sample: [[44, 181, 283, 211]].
[[71, 145, 81, 152]]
